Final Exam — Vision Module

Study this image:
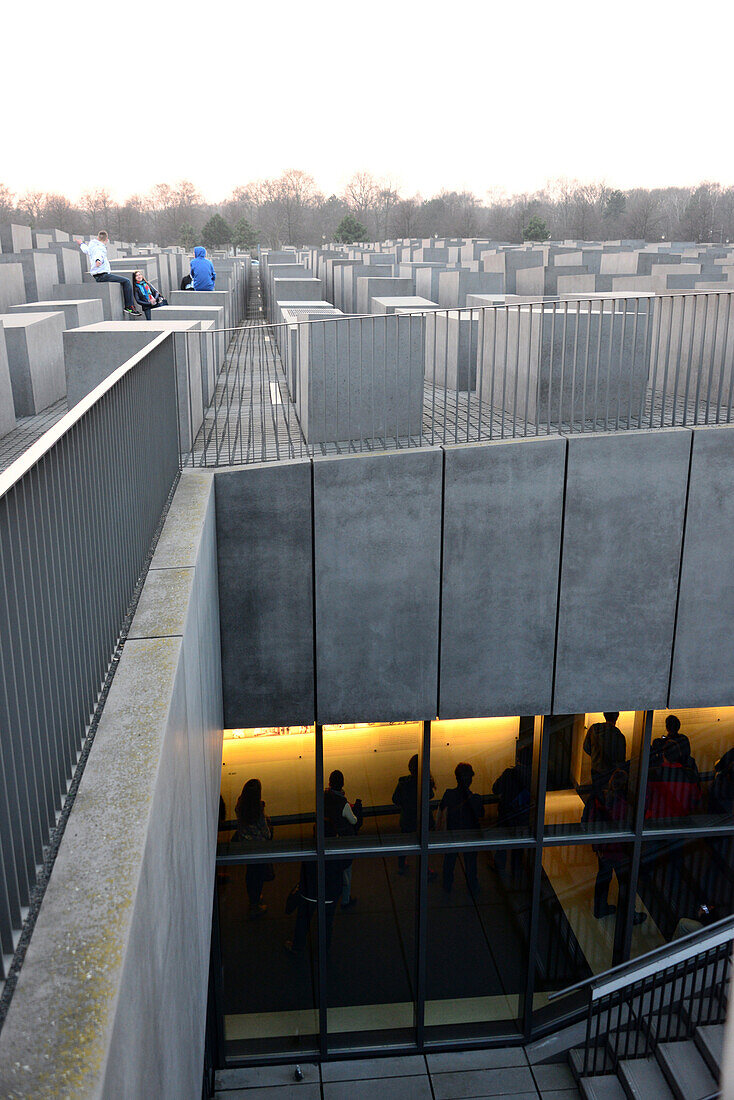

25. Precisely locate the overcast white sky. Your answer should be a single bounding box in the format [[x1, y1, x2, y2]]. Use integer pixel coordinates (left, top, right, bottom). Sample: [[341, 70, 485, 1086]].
[[3, 0, 733, 203]]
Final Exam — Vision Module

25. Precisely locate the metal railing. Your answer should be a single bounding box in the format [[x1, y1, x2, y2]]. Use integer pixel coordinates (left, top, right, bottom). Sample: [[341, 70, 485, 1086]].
[[551, 913, 734, 1078], [177, 290, 734, 468], [0, 334, 180, 981]]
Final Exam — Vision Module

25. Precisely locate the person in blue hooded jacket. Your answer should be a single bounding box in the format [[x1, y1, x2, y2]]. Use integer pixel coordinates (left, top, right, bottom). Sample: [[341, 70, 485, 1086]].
[[189, 246, 216, 291]]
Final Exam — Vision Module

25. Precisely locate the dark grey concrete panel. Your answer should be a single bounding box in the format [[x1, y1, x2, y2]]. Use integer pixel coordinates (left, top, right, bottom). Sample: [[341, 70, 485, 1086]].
[[313, 449, 442, 723], [440, 437, 566, 718], [670, 424, 734, 707], [215, 461, 314, 727], [554, 429, 691, 713]]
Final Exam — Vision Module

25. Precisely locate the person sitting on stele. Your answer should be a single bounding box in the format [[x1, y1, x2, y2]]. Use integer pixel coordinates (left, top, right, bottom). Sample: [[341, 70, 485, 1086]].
[[132, 270, 167, 320], [77, 231, 140, 316], [190, 246, 216, 291]]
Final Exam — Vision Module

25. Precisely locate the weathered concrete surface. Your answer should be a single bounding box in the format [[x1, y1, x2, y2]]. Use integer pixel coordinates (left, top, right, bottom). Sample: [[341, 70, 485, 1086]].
[[0, 251, 59, 301], [0, 223, 32, 253], [0, 311, 66, 416], [0, 263, 26, 310], [669, 424, 734, 707], [64, 323, 202, 451], [440, 437, 566, 718], [169, 289, 231, 330], [0, 320, 16, 438], [51, 281, 124, 322], [0, 471, 222, 1100], [313, 448, 442, 723], [63, 326, 161, 408], [296, 313, 424, 444], [553, 429, 691, 713], [215, 461, 315, 727], [9, 298, 103, 328]]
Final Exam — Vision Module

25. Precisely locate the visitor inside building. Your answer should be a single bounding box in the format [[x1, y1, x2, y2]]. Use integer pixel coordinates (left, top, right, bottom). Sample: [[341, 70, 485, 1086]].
[[215, 707, 734, 1058]]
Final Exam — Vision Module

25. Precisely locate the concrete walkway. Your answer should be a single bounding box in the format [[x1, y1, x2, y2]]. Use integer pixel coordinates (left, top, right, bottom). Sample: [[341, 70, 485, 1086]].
[[214, 1048, 581, 1099]]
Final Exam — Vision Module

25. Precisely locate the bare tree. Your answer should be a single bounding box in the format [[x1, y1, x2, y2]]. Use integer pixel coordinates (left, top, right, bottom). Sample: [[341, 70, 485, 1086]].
[[680, 182, 721, 243], [276, 169, 319, 245], [623, 188, 663, 240], [343, 170, 379, 223], [18, 189, 45, 228], [81, 187, 114, 232], [0, 183, 15, 222], [43, 193, 73, 231], [391, 196, 421, 238], [373, 179, 401, 239]]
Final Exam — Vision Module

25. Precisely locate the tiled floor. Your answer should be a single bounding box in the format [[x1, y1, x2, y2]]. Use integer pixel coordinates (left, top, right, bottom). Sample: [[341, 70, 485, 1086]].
[[214, 1048, 581, 1099]]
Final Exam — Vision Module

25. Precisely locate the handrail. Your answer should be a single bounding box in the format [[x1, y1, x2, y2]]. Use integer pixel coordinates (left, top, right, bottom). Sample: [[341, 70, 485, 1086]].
[[220, 792, 501, 830], [0, 330, 172, 498], [547, 912, 734, 1002]]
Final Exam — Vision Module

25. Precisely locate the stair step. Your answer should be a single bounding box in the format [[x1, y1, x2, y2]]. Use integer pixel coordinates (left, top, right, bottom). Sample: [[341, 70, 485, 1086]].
[[570, 1045, 615, 1080], [657, 1040, 717, 1100], [695, 1023, 724, 1079], [645, 1009, 690, 1045], [619, 1056, 675, 1100], [578, 1074, 627, 1100], [681, 990, 728, 1031]]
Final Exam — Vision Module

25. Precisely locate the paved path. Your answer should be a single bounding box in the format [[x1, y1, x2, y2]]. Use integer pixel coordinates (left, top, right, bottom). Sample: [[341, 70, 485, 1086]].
[[214, 1047, 581, 1099]]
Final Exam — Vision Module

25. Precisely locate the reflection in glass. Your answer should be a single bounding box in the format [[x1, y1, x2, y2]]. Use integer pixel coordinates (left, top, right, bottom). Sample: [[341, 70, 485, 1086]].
[[431, 716, 535, 841], [219, 726, 316, 852], [632, 836, 734, 959], [534, 843, 636, 1011], [323, 721, 422, 844], [544, 712, 640, 836], [646, 709, 734, 829], [326, 855, 416, 1045], [426, 847, 531, 1035], [218, 859, 319, 1057]]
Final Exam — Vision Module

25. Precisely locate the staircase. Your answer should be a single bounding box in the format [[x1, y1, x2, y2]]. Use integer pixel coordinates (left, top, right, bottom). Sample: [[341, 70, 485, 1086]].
[[556, 916, 733, 1100], [571, 1017, 723, 1099]]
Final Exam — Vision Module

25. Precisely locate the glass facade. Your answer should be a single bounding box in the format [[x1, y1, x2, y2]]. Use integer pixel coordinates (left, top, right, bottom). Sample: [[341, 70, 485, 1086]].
[[213, 707, 734, 1062]]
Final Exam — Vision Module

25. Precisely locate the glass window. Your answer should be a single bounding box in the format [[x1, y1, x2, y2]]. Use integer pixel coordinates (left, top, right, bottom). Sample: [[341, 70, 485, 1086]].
[[217, 859, 319, 1058], [425, 846, 531, 1037], [219, 726, 316, 855], [544, 712, 641, 837], [644, 708, 734, 830], [431, 716, 536, 842], [533, 842, 641, 1015], [326, 854, 416, 1046], [322, 721, 423, 846], [632, 836, 734, 959]]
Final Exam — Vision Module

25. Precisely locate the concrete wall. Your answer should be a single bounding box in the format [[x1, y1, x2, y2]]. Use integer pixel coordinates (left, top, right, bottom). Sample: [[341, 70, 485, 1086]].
[[216, 425, 734, 727], [215, 461, 315, 728], [313, 449, 443, 724], [0, 471, 223, 1100], [553, 430, 691, 713], [440, 437, 565, 718], [669, 424, 734, 706]]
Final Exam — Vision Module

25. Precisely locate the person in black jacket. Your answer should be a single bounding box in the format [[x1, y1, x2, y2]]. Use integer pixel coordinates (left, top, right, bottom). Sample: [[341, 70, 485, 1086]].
[[285, 816, 345, 954], [492, 742, 532, 875], [324, 770, 362, 910], [392, 754, 437, 878], [583, 713, 626, 790], [438, 763, 484, 894]]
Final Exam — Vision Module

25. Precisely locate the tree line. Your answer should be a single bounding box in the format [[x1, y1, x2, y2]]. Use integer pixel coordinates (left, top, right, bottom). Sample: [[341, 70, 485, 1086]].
[[1, 173, 733, 249]]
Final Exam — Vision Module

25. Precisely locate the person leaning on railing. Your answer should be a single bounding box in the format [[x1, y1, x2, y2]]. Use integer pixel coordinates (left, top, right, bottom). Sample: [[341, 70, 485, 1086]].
[[234, 778, 273, 918]]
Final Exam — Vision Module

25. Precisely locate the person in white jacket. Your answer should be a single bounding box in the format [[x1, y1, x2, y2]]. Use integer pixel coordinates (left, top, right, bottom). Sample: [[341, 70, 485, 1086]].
[[77, 231, 140, 315]]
